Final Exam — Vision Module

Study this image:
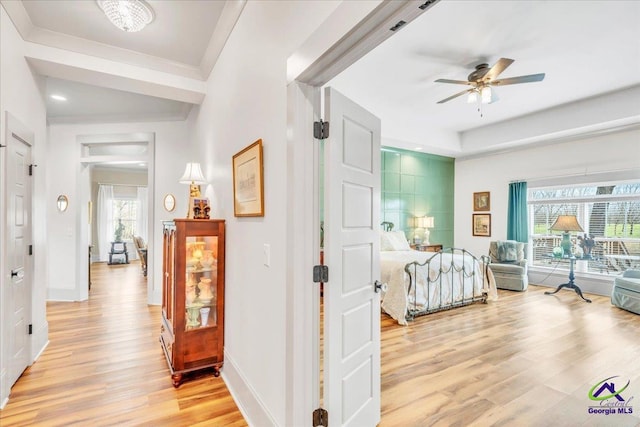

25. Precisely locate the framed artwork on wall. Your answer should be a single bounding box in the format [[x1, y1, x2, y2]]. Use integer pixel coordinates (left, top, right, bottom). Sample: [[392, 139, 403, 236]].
[[473, 191, 490, 211], [472, 213, 491, 237], [233, 139, 264, 217]]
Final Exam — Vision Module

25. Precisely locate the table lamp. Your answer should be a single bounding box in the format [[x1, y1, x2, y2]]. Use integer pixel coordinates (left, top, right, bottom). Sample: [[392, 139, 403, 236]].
[[416, 216, 435, 245], [179, 162, 206, 218], [550, 215, 583, 257]]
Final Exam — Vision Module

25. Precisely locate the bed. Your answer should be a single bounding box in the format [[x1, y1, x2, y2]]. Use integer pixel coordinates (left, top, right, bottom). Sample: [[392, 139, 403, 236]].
[[380, 229, 497, 325]]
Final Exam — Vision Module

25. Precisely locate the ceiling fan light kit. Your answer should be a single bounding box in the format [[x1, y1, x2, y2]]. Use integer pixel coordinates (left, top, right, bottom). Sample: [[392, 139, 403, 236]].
[[480, 86, 492, 104], [467, 90, 478, 104], [435, 57, 545, 113]]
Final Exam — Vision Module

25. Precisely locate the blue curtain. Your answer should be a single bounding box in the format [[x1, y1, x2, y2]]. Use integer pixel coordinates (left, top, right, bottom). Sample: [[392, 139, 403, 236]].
[[507, 181, 528, 242]]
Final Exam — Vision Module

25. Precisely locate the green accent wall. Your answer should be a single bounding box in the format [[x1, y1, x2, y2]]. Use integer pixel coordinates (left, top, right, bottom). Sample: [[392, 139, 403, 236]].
[[381, 147, 455, 247]]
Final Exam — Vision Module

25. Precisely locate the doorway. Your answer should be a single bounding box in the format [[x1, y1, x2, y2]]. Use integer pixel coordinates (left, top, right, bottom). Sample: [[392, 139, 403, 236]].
[[2, 113, 35, 398], [78, 135, 155, 303], [286, 2, 433, 425]]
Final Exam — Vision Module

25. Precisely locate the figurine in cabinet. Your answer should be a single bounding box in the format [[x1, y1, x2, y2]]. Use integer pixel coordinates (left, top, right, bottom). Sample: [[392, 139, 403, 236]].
[[160, 219, 225, 387]]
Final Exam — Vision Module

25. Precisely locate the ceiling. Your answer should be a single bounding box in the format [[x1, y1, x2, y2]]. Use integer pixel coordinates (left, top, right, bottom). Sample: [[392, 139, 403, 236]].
[[5, 0, 640, 154], [21, 0, 225, 66], [328, 0, 640, 155], [3, 0, 243, 123]]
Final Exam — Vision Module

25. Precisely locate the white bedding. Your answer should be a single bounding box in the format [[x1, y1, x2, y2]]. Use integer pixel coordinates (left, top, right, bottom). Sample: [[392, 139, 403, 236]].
[[380, 249, 497, 325]]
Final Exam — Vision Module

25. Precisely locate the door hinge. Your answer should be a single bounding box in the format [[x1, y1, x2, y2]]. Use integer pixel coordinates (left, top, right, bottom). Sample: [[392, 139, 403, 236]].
[[28, 324, 33, 335], [313, 120, 329, 140], [29, 164, 38, 176], [313, 265, 329, 283], [313, 408, 328, 427], [29, 244, 33, 255]]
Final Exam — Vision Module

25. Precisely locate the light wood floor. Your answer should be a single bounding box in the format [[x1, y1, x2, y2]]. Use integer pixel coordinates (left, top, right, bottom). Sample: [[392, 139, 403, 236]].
[[379, 285, 640, 427], [0, 262, 246, 427], [2, 263, 639, 426]]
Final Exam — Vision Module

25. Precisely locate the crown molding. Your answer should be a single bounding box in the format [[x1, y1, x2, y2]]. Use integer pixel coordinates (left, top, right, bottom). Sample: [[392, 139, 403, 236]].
[[200, 0, 246, 79]]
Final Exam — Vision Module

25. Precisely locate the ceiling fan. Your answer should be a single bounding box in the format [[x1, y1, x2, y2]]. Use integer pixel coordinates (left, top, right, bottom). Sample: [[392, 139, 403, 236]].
[[435, 58, 545, 104]]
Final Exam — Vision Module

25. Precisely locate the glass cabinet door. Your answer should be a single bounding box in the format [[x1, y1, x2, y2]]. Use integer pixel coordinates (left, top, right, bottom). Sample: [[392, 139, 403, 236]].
[[185, 235, 218, 331]]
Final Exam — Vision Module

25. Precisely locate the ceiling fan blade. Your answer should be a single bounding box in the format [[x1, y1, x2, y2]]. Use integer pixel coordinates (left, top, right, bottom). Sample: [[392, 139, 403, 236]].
[[437, 88, 472, 104], [484, 58, 514, 81], [492, 73, 545, 86], [435, 78, 474, 86]]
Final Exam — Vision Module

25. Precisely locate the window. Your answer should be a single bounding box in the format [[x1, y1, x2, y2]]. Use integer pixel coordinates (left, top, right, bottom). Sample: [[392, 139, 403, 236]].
[[113, 199, 138, 241], [529, 182, 640, 275]]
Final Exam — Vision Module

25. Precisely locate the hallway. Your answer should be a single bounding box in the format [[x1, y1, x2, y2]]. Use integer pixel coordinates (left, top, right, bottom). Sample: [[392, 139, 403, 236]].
[[0, 262, 246, 426]]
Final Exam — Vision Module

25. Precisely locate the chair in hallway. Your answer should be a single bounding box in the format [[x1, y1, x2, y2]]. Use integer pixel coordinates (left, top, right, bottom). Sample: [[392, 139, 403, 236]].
[[133, 236, 147, 276]]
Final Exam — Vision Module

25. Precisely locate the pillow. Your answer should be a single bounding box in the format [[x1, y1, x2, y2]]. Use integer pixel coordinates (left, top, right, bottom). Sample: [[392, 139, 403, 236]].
[[380, 231, 396, 251], [387, 230, 411, 251], [490, 241, 524, 263]]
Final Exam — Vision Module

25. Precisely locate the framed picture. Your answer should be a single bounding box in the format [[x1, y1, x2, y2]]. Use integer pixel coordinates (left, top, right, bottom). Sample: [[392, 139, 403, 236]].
[[472, 214, 491, 237], [189, 197, 210, 219], [233, 139, 264, 217], [473, 191, 490, 211]]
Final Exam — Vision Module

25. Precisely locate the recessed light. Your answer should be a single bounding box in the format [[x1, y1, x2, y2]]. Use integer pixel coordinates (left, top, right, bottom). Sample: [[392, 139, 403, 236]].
[[50, 94, 67, 102], [415, 147, 423, 151]]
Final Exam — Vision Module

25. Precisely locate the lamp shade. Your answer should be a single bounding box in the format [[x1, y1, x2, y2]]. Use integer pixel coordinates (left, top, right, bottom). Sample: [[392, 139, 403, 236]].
[[416, 216, 434, 228], [550, 215, 583, 232], [179, 163, 206, 184]]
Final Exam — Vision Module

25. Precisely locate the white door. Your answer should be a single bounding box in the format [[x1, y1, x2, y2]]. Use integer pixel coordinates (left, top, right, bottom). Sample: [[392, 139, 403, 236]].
[[6, 129, 32, 387], [324, 87, 381, 426]]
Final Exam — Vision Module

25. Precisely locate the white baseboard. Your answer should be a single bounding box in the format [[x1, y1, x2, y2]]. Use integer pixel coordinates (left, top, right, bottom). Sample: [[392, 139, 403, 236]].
[[222, 349, 277, 427], [31, 321, 49, 363], [0, 368, 7, 410], [149, 289, 162, 306], [47, 288, 80, 301]]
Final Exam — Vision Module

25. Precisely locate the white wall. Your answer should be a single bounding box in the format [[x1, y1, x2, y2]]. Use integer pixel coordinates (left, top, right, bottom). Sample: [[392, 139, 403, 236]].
[[454, 128, 640, 284], [187, 1, 342, 425], [0, 5, 48, 407], [46, 120, 189, 303]]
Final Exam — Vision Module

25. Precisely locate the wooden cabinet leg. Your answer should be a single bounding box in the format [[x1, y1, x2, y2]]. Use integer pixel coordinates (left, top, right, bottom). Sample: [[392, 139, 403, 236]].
[[213, 366, 221, 377], [172, 373, 183, 388]]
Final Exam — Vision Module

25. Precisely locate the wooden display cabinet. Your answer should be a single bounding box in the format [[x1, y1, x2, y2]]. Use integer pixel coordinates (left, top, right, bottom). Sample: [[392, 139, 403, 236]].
[[160, 219, 225, 387]]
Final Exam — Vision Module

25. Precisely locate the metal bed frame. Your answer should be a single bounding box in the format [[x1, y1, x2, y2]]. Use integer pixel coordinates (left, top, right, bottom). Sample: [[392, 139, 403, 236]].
[[403, 247, 490, 321]]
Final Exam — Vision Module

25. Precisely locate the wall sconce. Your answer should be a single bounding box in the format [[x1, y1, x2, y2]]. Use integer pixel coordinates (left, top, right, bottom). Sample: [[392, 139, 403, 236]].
[[56, 195, 69, 212]]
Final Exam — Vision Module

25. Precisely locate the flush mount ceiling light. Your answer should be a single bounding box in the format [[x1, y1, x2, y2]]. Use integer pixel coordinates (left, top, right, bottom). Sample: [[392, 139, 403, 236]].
[[50, 94, 67, 101], [96, 0, 154, 33]]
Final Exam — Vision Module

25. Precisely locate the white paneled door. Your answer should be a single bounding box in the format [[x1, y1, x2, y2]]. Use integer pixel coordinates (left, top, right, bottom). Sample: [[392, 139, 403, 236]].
[[6, 126, 32, 388], [324, 87, 381, 426]]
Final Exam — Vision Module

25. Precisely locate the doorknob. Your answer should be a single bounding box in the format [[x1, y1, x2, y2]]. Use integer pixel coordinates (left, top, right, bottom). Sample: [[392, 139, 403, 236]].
[[374, 280, 387, 293]]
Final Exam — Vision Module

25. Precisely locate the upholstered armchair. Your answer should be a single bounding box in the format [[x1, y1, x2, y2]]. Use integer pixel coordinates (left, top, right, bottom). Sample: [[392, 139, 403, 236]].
[[133, 236, 148, 277], [611, 269, 640, 315], [488, 241, 528, 291]]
